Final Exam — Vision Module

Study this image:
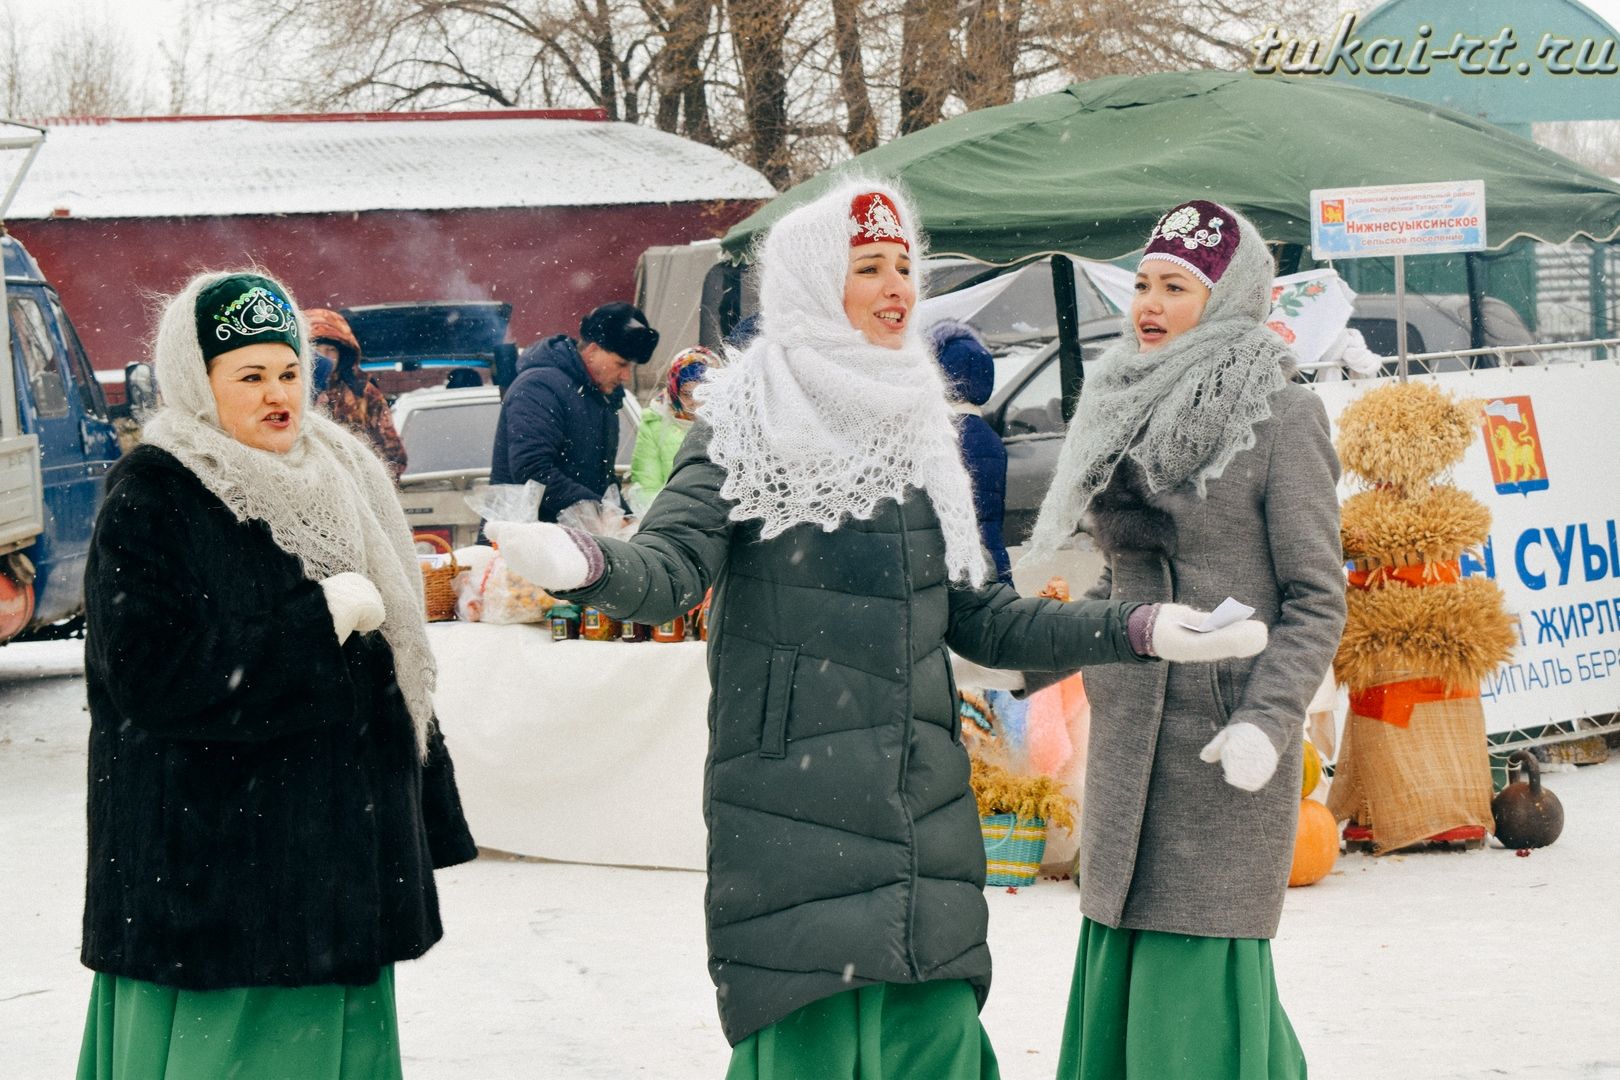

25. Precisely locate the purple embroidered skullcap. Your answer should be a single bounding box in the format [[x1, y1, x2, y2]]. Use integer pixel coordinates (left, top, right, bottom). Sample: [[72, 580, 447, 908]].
[[1139, 200, 1241, 289]]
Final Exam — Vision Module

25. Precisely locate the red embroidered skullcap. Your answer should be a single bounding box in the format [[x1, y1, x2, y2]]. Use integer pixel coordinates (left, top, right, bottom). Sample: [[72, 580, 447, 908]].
[[849, 191, 909, 250], [1140, 200, 1241, 288]]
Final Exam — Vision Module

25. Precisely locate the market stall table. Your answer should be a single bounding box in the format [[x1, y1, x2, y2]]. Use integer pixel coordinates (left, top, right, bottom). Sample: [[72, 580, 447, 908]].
[[427, 622, 709, 869]]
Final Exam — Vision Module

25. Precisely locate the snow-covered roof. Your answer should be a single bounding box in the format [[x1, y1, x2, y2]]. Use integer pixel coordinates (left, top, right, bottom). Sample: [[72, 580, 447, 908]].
[[7, 112, 777, 220]]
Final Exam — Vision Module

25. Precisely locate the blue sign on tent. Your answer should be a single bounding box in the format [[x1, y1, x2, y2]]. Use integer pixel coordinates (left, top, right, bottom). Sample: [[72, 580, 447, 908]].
[[1310, 180, 1487, 260]]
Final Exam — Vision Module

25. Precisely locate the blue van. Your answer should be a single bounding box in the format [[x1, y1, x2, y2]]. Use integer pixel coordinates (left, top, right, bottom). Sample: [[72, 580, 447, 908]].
[[0, 233, 122, 639]]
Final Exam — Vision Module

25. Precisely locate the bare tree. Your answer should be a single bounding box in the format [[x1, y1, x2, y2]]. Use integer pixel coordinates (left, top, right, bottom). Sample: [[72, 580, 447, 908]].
[[959, 0, 1021, 111], [0, 4, 147, 119], [217, 0, 1321, 185], [646, 0, 714, 140], [730, 0, 792, 185], [897, 0, 952, 134], [1536, 121, 1620, 178], [830, 0, 876, 154]]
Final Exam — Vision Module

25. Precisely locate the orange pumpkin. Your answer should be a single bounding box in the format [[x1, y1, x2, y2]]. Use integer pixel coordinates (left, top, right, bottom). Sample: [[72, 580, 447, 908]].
[[1288, 798, 1339, 887]]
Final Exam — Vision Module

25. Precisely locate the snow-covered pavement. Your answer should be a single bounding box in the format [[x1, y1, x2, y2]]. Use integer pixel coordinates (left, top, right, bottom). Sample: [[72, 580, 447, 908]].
[[2, 640, 1616, 1079]]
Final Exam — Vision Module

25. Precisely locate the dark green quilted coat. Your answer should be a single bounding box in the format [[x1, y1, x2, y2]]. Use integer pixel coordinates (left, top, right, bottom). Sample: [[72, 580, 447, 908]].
[[560, 427, 1146, 1044]]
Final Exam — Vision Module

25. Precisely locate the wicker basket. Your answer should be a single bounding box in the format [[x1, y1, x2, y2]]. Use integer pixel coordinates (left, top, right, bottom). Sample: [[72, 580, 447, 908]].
[[981, 813, 1048, 887], [416, 533, 460, 622]]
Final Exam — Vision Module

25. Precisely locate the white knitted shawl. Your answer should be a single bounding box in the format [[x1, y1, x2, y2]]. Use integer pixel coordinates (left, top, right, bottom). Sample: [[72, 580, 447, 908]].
[[699, 178, 989, 586], [1022, 208, 1292, 567], [141, 271, 437, 757]]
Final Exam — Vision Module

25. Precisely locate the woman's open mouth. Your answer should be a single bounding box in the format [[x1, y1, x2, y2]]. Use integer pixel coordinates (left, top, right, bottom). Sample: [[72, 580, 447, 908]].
[[264, 411, 291, 427]]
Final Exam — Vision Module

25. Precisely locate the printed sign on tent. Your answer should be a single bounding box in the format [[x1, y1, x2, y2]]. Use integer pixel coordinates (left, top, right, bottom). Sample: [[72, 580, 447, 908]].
[[1310, 180, 1487, 260]]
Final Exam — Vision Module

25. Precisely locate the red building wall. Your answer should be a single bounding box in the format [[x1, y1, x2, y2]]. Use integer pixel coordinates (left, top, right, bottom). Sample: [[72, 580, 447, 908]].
[[10, 199, 758, 375]]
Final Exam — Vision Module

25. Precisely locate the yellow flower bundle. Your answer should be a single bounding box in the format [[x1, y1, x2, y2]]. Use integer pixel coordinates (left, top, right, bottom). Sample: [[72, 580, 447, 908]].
[[970, 756, 1077, 832]]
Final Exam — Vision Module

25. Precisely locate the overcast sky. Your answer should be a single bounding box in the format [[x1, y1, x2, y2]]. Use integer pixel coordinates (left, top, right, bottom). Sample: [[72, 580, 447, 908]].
[[10, 0, 1620, 116]]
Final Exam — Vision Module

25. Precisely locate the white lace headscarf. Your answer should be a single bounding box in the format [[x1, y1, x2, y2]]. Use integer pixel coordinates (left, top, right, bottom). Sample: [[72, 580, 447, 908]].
[[699, 178, 989, 586], [1022, 202, 1291, 566], [141, 271, 437, 757]]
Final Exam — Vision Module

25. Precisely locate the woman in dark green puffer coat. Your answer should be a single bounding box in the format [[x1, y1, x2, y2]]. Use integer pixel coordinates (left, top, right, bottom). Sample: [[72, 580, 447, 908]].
[[487, 179, 1267, 1078]]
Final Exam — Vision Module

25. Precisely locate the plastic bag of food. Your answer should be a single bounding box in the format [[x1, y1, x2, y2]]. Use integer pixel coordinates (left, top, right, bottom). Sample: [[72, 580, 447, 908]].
[[461, 483, 555, 624], [464, 481, 544, 525], [557, 484, 637, 542]]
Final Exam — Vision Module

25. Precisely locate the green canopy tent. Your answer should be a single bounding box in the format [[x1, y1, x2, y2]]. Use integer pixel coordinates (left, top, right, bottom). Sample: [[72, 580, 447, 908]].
[[723, 69, 1620, 261], [721, 70, 1620, 408]]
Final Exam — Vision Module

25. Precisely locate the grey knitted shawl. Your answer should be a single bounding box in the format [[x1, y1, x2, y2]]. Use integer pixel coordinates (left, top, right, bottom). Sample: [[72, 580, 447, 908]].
[[1022, 209, 1292, 566]]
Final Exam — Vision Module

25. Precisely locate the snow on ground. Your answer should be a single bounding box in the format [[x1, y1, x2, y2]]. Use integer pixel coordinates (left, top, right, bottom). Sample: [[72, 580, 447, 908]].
[[2, 640, 1617, 1079]]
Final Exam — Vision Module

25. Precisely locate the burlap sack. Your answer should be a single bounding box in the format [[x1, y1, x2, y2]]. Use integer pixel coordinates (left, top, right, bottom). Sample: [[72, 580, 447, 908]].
[[1327, 693, 1494, 853]]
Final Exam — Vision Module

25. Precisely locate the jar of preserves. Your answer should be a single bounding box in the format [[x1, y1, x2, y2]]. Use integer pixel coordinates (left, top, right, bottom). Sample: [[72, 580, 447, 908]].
[[619, 620, 648, 643], [650, 615, 687, 643], [581, 606, 621, 642], [549, 603, 581, 641]]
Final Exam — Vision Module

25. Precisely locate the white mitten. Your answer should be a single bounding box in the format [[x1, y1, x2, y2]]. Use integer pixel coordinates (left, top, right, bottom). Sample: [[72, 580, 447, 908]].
[[949, 652, 1026, 693], [320, 572, 386, 644], [1199, 722, 1280, 792], [482, 521, 594, 591], [1150, 603, 1268, 662]]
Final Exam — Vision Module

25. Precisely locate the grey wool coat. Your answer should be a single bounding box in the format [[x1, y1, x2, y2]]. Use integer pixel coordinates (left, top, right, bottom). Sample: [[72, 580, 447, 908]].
[[1077, 383, 1346, 940], [558, 425, 1150, 1044]]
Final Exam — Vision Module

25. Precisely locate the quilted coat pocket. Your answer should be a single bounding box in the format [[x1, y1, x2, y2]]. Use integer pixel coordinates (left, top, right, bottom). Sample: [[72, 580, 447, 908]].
[[760, 645, 799, 758]]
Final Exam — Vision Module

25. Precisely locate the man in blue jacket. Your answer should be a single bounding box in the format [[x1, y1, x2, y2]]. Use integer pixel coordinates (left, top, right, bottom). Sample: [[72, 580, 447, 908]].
[[491, 303, 659, 521]]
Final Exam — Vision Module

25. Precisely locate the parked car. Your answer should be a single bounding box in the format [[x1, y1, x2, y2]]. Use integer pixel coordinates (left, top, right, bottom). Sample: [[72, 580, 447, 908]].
[[338, 299, 512, 549], [392, 379, 642, 550], [342, 300, 518, 397], [0, 232, 124, 639], [392, 384, 500, 550], [1346, 293, 1536, 372]]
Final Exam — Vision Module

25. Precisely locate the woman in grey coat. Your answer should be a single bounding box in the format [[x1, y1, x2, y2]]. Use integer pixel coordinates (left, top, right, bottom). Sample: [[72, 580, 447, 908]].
[[489, 180, 1266, 1079], [1024, 200, 1347, 1080]]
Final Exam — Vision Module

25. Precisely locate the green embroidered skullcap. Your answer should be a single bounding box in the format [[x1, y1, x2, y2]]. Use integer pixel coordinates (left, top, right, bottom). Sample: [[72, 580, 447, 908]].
[[195, 274, 301, 363]]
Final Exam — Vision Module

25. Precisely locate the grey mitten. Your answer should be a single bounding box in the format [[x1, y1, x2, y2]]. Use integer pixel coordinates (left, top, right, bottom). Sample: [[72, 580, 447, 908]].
[[1150, 603, 1268, 662], [482, 521, 597, 591], [320, 572, 386, 644]]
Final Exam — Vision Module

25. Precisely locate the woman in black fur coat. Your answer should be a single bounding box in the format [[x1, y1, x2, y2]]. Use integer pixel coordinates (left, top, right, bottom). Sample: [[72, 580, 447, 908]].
[[76, 271, 475, 1080]]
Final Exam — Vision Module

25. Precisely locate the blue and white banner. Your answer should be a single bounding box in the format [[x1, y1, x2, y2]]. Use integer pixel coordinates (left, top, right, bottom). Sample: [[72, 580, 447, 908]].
[[1312, 362, 1620, 734], [1310, 180, 1487, 260]]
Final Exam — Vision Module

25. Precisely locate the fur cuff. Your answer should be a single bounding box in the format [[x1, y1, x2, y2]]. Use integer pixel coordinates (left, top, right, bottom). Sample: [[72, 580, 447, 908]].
[[1086, 460, 1178, 557]]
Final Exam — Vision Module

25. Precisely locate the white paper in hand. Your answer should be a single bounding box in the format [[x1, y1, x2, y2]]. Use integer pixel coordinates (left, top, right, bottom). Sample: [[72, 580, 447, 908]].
[[1179, 597, 1256, 633]]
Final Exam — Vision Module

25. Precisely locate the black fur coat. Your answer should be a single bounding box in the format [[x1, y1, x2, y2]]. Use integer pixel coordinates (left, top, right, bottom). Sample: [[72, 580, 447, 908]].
[[81, 446, 476, 990]]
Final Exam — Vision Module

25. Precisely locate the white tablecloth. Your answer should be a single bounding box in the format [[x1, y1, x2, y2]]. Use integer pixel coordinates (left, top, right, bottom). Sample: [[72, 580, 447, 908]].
[[427, 622, 710, 870]]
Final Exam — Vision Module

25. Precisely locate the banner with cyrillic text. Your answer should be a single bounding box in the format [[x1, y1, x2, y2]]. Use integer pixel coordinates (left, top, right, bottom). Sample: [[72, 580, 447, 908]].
[[1310, 179, 1486, 260], [1311, 362, 1620, 735]]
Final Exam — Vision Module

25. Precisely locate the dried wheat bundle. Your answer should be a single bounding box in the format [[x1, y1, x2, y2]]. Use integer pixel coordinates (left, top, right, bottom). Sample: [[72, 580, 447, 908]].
[[1335, 576, 1518, 691], [1341, 486, 1492, 565], [1337, 382, 1479, 490]]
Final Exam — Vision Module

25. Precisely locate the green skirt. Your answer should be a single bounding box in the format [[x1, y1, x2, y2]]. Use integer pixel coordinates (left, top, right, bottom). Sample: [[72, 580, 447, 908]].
[[1056, 918, 1306, 1080], [76, 967, 403, 1080], [726, 979, 1000, 1080]]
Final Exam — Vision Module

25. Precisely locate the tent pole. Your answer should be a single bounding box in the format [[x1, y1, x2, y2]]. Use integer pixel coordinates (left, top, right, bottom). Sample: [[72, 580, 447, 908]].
[[1052, 256, 1084, 422], [1465, 251, 1492, 368], [1395, 254, 1409, 383], [1591, 244, 1610, 358]]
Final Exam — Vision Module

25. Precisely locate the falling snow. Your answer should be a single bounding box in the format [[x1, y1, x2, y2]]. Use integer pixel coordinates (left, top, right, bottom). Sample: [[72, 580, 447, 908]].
[[2, 640, 1616, 1079]]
